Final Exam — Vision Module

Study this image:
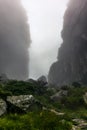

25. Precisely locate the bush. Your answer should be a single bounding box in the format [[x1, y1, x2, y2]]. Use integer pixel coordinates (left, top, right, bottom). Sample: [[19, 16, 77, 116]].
[[0, 111, 73, 130], [61, 85, 70, 90], [61, 87, 86, 109], [72, 82, 81, 88]]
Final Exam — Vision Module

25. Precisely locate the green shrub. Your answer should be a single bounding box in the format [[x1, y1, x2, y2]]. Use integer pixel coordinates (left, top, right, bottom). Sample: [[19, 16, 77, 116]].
[[0, 111, 73, 130], [72, 82, 81, 88]]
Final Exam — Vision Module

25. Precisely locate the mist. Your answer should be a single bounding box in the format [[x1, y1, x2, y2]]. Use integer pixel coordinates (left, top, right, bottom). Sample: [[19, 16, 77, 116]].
[[22, 0, 68, 79], [0, 0, 30, 80]]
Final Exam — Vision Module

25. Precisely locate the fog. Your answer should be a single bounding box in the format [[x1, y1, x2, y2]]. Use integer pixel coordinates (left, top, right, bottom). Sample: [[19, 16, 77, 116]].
[[22, 0, 68, 79], [0, 0, 30, 80]]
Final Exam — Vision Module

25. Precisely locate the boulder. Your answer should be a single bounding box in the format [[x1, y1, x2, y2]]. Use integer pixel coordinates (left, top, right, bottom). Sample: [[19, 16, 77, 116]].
[[73, 119, 87, 129], [50, 90, 68, 101], [7, 95, 43, 112], [37, 76, 47, 86], [0, 99, 7, 116], [83, 92, 87, 104]]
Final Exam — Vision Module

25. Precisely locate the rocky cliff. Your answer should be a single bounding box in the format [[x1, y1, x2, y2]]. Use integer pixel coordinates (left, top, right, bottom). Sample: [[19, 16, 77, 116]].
[[0, 0, 30, 80], [48, 0, 87, 86]]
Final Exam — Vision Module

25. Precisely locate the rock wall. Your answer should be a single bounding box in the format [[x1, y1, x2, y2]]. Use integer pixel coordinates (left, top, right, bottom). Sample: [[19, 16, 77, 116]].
[[48, 0, 87, 86], [0, 0, 31, 80]]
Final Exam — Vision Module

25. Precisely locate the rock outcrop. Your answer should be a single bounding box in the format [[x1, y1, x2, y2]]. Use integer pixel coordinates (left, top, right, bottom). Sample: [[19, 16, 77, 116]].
[[0, 94, 44, 115], [7, 95, 43, 112], [0, 99, 7, 116], [72, 119, 87, 130], [27, 76, 48, 87], [50, 90, 68, 102], [83, 92, 87, 104], [48, 0, 87, 86], [37, 76, 47, 86]]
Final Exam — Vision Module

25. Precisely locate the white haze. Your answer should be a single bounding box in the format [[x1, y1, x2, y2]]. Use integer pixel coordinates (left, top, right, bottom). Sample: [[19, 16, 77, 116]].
[[21, 0, 69, 79]]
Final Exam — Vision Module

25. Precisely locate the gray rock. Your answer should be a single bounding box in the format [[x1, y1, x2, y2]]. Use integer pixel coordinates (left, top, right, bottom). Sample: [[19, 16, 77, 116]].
[[0, 99, 7, 116], [50, 109, 64, 116], [48, 0, 87, 86], [83, 92, 87, 104], [37, 76, 47, 86], [38, 76, 47, 82], [50, 90, 68, 101], [73, 119, 87, 129], [7, 95, 42, 112]]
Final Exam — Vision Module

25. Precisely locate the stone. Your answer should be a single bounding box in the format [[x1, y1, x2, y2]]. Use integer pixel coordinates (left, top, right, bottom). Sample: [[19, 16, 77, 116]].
[[72, 119, 87, 130], [83, 92, 87, 104], [7, 95, 43, 112], [50, 109, 64, 116], [37, 76, 47, 86], [0, 99, 7, 116], [50, 90, 68, 101]]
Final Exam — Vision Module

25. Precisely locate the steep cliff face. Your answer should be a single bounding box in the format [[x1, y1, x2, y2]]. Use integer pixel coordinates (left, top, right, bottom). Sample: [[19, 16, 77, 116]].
[[48, 0, 87, 86], [0, 0, 30, 80]]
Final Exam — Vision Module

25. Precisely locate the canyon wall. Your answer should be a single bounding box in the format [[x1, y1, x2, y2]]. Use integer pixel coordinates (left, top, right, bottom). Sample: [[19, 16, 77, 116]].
[[0, 0, 30, 80], [48, 0, 87, 86]]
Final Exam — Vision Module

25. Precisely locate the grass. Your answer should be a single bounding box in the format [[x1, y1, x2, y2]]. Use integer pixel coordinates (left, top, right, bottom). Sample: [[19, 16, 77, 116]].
[[0, 111, 73, 130], [0, 80, 87, 129]]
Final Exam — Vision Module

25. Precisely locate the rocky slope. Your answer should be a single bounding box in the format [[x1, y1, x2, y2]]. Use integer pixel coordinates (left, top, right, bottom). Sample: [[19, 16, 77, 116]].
[[48, 0, 87, 86]]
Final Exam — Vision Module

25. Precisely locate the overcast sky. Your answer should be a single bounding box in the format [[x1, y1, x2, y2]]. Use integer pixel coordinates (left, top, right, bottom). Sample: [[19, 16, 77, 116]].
[[21, 0, 68, 79]]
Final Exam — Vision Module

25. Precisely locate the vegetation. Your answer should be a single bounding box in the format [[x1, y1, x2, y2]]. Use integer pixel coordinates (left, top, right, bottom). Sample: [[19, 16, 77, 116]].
[[0, 111, 72, 130], [0, 80, 87, 129]]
